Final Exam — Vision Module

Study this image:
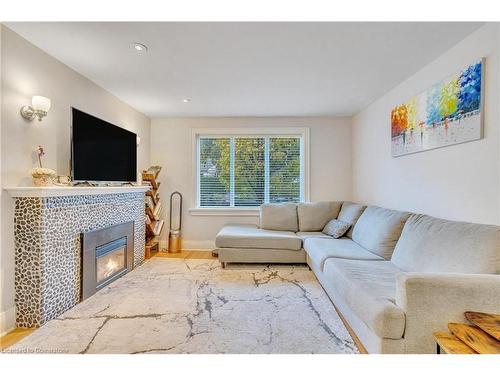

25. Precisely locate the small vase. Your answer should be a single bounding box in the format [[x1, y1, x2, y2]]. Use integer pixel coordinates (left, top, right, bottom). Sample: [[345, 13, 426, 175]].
[[32, 174, 54, 187], [30, 168, 56, 187]]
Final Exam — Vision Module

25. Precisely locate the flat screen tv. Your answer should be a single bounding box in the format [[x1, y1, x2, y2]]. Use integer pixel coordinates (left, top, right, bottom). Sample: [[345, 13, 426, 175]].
[[71, 108, 137, 183]]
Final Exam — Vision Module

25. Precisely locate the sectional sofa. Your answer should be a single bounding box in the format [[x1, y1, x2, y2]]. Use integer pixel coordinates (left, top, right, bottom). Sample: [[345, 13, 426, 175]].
[[215, 201, 500, 354]]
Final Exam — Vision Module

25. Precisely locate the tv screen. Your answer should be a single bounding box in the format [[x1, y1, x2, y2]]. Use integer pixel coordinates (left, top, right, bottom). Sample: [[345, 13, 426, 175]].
[[72, 108, 137, 182]]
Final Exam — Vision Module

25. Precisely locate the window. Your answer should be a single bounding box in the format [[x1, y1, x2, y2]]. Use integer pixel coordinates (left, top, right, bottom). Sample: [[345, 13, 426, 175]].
[[195, 128, 308, 209]]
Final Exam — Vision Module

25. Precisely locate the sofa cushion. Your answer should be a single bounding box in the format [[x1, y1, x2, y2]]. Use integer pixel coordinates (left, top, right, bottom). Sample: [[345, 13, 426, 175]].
[[215, 225, 301, 250], [259, 203, 298, 232], [323, 258, 405, 339], [391, 214, 500, 274], [295, 232, 331, 240], [352, 206, 411, 259], [322, 219, 351, 238], [337, 201, 367, 238], [304, 237, 384, 271], [297, 201, 342, 232]]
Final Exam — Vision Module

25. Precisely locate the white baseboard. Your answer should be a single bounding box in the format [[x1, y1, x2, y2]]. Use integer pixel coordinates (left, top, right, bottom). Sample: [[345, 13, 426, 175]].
[[0, 306, 16, 336], [182, 240, 215, 250], [160, 239, 215, 251], [160, 239, 167, 250]]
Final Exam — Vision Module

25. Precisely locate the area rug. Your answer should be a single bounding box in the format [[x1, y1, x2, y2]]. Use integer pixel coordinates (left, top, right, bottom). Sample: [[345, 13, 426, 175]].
[[7, 258, 359, 354]]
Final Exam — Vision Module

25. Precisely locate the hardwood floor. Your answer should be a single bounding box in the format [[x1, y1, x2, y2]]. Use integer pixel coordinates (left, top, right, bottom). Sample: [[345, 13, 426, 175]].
[[0, 328, 35, 350]]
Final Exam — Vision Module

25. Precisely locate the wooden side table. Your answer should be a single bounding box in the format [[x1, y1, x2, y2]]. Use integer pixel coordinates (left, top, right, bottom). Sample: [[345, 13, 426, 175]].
[[464, 311, 500, 341], [433, 311, 500, 354], [434, 332, 476, 354]]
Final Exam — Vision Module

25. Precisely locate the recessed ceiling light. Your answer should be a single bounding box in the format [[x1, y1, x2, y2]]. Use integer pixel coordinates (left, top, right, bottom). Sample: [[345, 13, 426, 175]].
[[182, 98, 191, 103], [133, 43, 148, 52]]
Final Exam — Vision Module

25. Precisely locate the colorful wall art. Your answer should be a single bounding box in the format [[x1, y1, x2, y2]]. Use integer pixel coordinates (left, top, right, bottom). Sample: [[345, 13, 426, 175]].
[[391, 59, 484, 157]]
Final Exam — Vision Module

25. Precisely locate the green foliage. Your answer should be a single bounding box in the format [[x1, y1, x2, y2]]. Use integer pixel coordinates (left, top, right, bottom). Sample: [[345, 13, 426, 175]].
[[199, 175, 229, 206], [235, 138, 265, 206], [199, 138, 230, 206], [199, 137, 301, 206], [270, 138, 300, 203]]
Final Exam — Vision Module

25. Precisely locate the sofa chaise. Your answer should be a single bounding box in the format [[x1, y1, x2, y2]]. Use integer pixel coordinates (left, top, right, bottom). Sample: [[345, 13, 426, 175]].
[[215, 201, 500, 354]]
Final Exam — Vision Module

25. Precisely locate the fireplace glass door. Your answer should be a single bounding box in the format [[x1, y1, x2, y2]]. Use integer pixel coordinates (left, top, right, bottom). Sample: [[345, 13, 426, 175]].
[[95, 237, 127, 287]]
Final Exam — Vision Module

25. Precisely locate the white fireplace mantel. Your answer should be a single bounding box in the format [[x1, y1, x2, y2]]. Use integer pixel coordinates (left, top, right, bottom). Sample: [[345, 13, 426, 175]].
[[4, 185, 150, 198]]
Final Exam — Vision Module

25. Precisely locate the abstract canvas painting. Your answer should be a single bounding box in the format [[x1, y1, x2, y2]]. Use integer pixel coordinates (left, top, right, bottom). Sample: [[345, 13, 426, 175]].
[[391, 59, 484, 157]]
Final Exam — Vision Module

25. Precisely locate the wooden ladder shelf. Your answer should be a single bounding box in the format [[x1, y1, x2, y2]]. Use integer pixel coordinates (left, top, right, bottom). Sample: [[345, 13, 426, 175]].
[[142, 165, 164, 259]]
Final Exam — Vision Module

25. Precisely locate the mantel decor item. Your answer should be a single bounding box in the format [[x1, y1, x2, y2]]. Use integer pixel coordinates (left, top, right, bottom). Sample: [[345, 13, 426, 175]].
[[53, 175, 72, 186], [391, 59, 484, 157], [30, 146, 56, 186]]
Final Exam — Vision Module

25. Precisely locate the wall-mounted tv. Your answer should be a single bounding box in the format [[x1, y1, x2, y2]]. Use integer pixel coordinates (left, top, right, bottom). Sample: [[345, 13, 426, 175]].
[[71, 108, 137, 183]]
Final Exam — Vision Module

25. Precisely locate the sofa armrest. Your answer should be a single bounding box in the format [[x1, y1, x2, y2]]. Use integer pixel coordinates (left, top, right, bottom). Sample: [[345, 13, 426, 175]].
[[395, 272, 500, 353]]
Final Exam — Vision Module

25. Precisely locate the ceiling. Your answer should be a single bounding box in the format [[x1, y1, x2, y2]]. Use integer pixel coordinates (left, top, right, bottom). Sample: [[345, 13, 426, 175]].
[[6, 22, 484, 118]]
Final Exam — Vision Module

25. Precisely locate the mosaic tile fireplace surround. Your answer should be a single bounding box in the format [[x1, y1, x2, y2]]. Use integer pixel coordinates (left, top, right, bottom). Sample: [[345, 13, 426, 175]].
[[8, 187, 148, 328]]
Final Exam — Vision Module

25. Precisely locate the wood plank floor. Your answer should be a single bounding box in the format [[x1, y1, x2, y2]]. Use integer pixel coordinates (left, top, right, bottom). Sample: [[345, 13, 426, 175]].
[[1, 250, 366, 354], [0, 328, 35, 350]]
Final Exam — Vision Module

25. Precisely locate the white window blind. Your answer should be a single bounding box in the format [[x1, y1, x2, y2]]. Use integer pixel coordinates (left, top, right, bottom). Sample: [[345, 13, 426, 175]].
[[269, 137, 301, 203], [199, 138, 231, 207], [198, 136, 302, 207]]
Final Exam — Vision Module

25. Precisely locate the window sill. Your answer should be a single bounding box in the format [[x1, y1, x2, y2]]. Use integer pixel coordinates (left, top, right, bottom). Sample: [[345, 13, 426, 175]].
[[188, 207, 260, 216]]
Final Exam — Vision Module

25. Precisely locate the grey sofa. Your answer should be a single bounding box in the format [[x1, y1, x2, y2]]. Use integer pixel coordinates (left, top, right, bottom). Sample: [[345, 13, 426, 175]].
[[215, 201, 500, 354]]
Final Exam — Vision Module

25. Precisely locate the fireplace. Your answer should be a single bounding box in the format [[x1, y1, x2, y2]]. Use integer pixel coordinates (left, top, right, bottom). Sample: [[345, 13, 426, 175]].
[[82, 221, 134, 300]]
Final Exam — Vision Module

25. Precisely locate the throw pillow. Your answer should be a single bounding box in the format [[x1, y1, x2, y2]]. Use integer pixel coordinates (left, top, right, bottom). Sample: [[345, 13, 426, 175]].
[[322, 219, 351, 238]]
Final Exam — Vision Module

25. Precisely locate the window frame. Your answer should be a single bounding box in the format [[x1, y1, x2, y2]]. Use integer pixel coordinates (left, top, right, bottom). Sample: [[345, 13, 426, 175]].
[[190, 127, 310, 216]]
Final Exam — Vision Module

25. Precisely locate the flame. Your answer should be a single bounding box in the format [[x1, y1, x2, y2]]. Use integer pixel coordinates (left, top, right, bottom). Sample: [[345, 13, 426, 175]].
[[103, 258, 120, 279]]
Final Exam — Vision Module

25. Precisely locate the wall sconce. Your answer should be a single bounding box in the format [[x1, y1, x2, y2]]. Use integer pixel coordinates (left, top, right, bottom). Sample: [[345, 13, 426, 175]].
[[20, 96, 51, 121]]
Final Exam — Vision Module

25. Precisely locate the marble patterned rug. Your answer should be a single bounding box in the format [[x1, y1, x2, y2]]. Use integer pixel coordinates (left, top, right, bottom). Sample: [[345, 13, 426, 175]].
[[8, 258, 358, 354]]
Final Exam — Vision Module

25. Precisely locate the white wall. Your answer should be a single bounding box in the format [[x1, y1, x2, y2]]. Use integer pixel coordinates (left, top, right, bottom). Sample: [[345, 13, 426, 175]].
[[1, 26, 151, 186], [151, 117, 352, 249], [352, 23, 500, 225], [0, 26, 151, 334], [0, 24, 9, 336]]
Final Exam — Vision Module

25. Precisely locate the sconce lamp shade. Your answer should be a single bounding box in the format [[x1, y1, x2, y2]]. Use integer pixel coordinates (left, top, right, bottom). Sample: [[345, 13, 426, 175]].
[[32, 96, 51, 112], [21, 95, 51, 121]]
